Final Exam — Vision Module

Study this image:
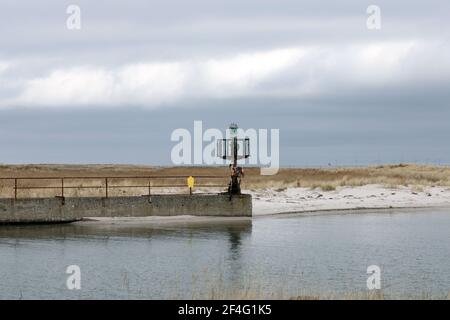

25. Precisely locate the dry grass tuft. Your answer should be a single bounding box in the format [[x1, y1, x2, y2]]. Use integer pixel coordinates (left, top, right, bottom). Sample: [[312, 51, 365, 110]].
[[243, 164, 450, 190]]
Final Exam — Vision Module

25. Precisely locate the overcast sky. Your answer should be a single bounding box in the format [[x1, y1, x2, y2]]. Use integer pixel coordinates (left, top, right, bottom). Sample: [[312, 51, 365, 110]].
[[0, 0, 449, 166]]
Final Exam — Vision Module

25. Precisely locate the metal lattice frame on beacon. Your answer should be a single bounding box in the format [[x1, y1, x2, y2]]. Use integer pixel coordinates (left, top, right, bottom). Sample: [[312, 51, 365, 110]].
[[217, 123, 250, 196]]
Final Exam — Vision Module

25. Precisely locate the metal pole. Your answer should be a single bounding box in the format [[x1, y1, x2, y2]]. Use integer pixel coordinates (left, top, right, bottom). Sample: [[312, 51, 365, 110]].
[[105, 178, 108, 198], [14, 178, 17, 200], [148, 178, 152, 203], [61, 178, 64, 197], [233, 136, 238, 167]]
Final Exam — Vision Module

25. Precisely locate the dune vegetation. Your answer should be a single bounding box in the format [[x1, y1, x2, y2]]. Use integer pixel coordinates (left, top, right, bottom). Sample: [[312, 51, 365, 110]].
[[0, 163, 450, 197]]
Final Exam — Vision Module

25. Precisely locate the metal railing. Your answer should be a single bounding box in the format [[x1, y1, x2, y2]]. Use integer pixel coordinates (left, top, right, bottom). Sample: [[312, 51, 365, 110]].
[[0, 176, 228, 200]]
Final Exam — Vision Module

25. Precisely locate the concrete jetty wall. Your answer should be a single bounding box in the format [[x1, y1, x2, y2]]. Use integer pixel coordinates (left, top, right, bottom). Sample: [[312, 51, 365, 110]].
[[0, 194, 252, 224]]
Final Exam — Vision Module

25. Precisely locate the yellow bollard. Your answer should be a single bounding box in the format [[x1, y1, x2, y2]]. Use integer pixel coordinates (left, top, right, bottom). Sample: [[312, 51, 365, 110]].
[[187, 176, 195, 195]]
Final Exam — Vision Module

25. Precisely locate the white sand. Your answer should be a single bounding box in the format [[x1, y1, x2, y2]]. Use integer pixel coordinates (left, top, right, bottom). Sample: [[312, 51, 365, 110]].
[[250, 184, 450, 216]]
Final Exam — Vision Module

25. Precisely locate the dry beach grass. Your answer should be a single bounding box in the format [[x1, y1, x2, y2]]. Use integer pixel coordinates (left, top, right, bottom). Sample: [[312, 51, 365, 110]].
[[1, 163, 450, 197], [244, 163, 450, 190]]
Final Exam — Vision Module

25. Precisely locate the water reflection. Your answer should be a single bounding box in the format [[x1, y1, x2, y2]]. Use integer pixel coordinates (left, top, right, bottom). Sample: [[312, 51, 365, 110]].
[[0, 219, 252, 241], [226, 226, 246, 285]]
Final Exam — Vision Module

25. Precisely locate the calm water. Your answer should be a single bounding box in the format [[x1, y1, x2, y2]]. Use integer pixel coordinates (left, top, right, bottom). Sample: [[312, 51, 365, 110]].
[[0, 208, 449, 299]]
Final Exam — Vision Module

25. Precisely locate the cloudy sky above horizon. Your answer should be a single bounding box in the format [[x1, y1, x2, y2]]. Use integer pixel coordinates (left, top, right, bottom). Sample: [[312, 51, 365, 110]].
[[1, 0, 449, 166]]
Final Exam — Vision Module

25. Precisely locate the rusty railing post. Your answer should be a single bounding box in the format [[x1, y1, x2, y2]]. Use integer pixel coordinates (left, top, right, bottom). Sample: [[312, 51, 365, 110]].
[[14, 178, 17, 200], [105, 178, 108, 199], [61, 178, 64, 198]]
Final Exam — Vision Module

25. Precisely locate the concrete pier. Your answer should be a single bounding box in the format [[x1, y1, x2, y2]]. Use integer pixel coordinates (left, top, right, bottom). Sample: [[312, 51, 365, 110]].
[[0, 193, 252, 224]]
